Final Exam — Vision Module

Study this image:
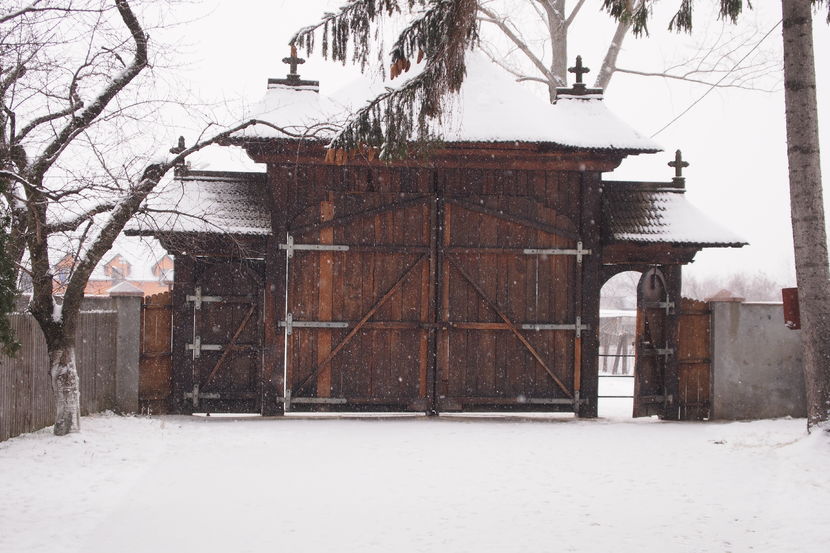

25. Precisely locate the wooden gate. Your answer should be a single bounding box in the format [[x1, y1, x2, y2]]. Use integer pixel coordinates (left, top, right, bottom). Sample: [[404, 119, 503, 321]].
[[437, 196, 584, 411], [139, 290, 172, 413], [676, 298, 711, 420], [180, 258, 264, 413], [633, 269, 711, 420], [283, 193, 432, 411], [281, 186, 587, 413]]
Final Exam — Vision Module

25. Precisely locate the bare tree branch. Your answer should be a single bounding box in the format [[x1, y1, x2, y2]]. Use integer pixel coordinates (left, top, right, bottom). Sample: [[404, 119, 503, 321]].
[[28, 0, 148, 182], [564, 0, 587, 28], [45, 202, 115, 233], [478, 5, 554, 83]]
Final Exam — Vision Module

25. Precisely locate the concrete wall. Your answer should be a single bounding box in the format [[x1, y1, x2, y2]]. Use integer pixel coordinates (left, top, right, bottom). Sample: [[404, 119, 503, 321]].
[[711, 301, 806, 420]]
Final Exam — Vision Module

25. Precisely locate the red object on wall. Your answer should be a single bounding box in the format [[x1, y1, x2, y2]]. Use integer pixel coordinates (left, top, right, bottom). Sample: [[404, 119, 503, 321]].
[[782, 288, 800, 330]]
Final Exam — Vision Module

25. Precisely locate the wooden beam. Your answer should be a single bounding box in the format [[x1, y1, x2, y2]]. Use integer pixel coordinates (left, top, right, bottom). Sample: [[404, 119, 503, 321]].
[[445, 197, 579, 241]]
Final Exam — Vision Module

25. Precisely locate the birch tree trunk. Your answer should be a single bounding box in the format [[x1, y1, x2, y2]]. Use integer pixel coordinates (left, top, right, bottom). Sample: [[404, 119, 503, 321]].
[[780, 0, 830, 429], [49, 339, 81, 435]]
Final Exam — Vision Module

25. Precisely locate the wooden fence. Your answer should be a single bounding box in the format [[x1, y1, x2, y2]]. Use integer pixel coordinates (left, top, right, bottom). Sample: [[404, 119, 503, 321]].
[[0, 308, 118, 442]]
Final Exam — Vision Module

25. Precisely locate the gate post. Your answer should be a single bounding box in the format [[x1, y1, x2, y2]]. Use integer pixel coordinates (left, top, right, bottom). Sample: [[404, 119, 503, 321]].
[[578, 173, 602, 418], [110, 286, 143, 414], [262, 171, 289, 416], [661, 264, 683, 420]]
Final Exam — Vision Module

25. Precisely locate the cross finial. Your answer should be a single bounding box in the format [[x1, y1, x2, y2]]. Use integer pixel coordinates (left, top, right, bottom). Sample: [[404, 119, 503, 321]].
[[169, 136, 186, 155], [282, 45, 305, 80], [169, 136, 187, 175], [568, 56, 590, 86], [668, 149, 690, 181]]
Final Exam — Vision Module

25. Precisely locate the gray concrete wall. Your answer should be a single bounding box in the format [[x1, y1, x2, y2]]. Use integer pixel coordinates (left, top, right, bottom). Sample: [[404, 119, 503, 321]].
[[711, 301, 806, 420]]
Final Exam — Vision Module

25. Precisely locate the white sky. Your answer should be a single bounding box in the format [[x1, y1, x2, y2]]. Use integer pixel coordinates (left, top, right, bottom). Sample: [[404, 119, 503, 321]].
[[155, 0, 830, 284]]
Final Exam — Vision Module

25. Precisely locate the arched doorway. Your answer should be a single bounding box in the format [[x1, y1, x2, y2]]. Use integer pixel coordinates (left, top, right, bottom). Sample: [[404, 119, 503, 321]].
[[598, 271, 639, 417]]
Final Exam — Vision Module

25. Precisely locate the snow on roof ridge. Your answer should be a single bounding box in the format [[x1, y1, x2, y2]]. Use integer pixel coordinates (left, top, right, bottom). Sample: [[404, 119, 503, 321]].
[[237, 52, 662, 152]]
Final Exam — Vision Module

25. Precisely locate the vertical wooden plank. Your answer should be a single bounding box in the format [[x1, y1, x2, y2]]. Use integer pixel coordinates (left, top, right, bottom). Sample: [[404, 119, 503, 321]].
[[263, 167, 288, 415], [316, 201, 334, 398], [171, 255, 195, 414]]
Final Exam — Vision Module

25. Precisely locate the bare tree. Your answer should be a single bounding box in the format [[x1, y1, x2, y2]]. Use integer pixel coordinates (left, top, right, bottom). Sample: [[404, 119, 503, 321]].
[[475, 0, 780, 102], [0, 0, 277, 435]]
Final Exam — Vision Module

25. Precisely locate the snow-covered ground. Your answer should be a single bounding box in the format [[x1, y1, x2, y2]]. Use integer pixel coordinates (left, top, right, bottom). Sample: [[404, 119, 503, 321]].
[[1, 413, 828, 553]]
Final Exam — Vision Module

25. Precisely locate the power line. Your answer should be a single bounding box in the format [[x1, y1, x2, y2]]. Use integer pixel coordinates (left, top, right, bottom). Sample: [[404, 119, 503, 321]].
[[650, 19, 782, 138]]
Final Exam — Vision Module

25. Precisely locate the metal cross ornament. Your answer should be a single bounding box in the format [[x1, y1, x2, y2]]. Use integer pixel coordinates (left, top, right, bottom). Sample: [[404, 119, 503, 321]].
[[568, 56, 590, 85], [282, 45, 305, 79], [668, 149, 690, 182]]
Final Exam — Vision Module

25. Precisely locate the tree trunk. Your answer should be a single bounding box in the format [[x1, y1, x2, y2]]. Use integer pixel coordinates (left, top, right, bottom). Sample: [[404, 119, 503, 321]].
[[780, 0, 830, 430], [548, 0, 568, 100], [49, 342, 81, 435], [595, 17, 631, 90]]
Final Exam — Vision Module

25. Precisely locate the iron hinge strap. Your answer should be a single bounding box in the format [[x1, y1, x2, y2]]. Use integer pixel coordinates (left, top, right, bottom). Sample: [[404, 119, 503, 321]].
[[521, 316, 589, 338], [186, 336, 223, 359], [183, 385, 221, 408], [185, 286, 223, 310], [279, 235, 350, 259], [523, 241, 592, 263], [643, 300, 676, 315], [279, 313, 350, 335]]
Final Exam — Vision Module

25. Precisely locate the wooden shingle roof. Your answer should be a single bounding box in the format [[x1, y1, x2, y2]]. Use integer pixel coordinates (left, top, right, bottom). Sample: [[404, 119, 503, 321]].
[[603, 181, 746, 247]]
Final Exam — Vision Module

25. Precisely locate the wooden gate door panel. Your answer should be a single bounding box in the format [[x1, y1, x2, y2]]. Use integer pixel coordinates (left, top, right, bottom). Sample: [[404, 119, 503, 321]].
[[676, 298, 711, 420], [285, 195, 432, 410], [139, 291, 172, 413], [187, 259, 264, 413], [438, 197, 581, 411]]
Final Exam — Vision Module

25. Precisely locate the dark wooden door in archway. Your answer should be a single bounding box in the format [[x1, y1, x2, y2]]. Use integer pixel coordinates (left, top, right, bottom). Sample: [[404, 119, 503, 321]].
[[181, 258, 264, 413], [633, 267, 674, 418]]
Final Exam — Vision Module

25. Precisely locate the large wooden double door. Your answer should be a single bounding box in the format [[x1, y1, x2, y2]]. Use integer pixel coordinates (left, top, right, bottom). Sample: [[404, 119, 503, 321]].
[[281, 190, 588, 413]]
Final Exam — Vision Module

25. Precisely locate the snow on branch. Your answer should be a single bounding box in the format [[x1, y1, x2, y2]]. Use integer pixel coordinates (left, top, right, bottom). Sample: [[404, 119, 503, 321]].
[[28, 0, 148, 182], [294, 0, 479, 159]]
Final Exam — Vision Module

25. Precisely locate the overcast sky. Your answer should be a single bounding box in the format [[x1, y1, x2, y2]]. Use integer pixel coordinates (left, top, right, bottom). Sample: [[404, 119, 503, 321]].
[[157, 0, 830, 285]]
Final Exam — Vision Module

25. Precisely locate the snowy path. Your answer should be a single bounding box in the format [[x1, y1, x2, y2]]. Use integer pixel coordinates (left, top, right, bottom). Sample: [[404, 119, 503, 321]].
[[1, 414, 828, 553]]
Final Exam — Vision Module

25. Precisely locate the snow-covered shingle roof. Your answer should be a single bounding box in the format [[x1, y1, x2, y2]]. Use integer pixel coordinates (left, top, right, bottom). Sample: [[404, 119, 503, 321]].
[[236, 53, 661, 153], [130, 171, 271, 236], [603, 183, 747, 247]]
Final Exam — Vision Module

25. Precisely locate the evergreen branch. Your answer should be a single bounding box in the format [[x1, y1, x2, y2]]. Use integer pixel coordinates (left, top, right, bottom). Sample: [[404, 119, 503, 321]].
[[291, 0, 422, 69], [323, 0, 479, 159]]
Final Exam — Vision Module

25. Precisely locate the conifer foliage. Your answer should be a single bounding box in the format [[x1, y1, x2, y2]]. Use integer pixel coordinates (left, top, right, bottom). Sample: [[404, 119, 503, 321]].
[[292, 0, 478, 159]]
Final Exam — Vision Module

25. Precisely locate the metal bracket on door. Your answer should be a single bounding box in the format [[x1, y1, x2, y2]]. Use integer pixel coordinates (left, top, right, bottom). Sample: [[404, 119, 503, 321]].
[[521, 317, 590, 338], [186, 286, 223, 310], [279, 235, 350, 259], [278, 313, 350, 336], [523, 241, 592, 264], [186, 336, 223, 359], [643, 300, 676, 315], [183, 384, 221, 408]]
